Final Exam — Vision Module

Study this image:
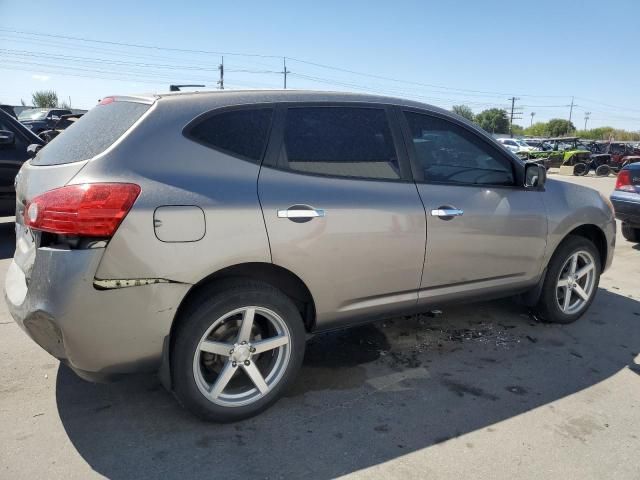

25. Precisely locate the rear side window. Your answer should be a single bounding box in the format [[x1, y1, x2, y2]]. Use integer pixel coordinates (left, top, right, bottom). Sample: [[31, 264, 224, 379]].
[[31, 101, 150, 166], [279, 107, 400, 180], [187, 108, 273, 162]]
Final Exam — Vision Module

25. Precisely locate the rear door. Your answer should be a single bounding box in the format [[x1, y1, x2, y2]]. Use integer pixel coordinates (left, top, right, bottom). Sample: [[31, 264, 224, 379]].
[[399, 109, 548, 303], [258, 104, 426, 329]]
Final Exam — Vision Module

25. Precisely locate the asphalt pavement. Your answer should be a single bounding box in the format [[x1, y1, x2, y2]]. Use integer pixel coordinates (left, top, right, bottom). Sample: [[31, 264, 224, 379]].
[[0, 174, 638, 480]]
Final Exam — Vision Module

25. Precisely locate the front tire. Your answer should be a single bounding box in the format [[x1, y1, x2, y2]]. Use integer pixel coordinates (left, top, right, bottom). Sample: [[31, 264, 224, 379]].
[[172, 280, 306, 422], [534, 236, 600, 324]]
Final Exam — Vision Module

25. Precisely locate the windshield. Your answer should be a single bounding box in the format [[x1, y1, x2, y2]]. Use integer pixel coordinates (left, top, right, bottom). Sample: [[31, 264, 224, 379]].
[[515, 140, 530, 147], [18, 109, 48, 121]]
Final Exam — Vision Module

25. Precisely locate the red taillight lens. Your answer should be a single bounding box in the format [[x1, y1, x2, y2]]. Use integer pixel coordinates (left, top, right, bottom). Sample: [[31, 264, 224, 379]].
[[24, 183, 141, 237], [615, 170, 635, 192]]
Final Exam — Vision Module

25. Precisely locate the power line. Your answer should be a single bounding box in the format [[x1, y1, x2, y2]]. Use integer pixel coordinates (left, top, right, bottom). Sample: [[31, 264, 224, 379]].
[[0, 27, 573, 99]]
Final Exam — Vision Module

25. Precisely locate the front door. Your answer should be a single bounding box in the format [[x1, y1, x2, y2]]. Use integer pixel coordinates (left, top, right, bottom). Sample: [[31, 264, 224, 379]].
[[400, 110, 548, 302], [258, 105, 426, 329]]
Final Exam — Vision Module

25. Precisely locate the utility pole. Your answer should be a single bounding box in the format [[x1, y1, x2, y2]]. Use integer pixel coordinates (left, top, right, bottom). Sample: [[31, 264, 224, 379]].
[[508, 97, 521, 137], [584, 112, 591, 130], [282, 57, 291, 89], [530, 111, 535, 126], [217, 56, 224, 90], [568, 96, 574, 124]]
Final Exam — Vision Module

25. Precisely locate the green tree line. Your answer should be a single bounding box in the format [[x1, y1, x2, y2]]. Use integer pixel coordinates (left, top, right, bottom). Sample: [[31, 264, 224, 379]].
[[451, 104, 640, 140]]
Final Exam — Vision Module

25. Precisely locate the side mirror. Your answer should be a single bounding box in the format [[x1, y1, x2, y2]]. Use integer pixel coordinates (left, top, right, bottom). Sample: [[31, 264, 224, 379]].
[[525, 162, 546, 188], [0, 130, 15, 146], [27, 143, 43, 158]]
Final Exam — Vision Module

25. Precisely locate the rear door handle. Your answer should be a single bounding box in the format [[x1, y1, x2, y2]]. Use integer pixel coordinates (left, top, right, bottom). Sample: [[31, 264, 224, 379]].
[[431, 207, 464, 218], [277, 205, 325, 221]]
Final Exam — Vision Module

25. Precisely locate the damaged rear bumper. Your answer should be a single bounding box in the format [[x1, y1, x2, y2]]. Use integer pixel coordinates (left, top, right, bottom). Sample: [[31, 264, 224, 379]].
[[4, 247, 190, 380]]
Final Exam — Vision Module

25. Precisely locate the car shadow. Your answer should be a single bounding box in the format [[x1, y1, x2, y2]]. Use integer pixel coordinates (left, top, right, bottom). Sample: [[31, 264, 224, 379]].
[[55, 288, 640, 480], [0, 219, 15, 260]]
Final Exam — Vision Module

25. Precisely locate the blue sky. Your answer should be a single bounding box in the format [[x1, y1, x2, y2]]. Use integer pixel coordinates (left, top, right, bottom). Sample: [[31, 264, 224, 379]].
[[1, 0, 639, 129]]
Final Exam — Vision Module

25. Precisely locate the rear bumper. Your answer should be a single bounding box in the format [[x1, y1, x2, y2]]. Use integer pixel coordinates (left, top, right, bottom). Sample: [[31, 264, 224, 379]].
[[4, 247, 190, 380], [611, 192, 640, 227]]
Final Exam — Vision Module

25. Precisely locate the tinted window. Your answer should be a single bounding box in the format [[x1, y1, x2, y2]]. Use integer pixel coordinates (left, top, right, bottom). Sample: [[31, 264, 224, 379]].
[[188, 108, 273, 162], [32, 101, 150, 166], [280, 107, 400, 180], [404, 112, 514, 186]]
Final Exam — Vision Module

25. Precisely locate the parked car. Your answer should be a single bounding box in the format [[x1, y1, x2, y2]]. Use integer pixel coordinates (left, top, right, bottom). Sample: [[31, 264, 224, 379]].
[[17, 108, 72, 134], [0, 109, 44, 215], [523, 139, 544, 149], [0, 105, 17, 119], [5, 91, 615, 422], [38, 113, 84, 143], [497, 137, 537, 153], [610, 163, 640, 242]]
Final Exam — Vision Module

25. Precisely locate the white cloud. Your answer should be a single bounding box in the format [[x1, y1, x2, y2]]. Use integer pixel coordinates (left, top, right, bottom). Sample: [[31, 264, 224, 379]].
[[31, 74, 50, 82]]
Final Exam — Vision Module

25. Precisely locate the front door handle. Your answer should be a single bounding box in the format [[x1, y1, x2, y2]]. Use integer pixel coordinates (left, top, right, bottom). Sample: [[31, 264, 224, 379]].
[[277, 205, 326, 222], [431, 207, 464, 219]]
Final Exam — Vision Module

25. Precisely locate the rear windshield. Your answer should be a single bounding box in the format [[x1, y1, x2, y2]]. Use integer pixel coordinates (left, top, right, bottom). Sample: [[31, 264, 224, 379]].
[[31, 100, 151, 166]]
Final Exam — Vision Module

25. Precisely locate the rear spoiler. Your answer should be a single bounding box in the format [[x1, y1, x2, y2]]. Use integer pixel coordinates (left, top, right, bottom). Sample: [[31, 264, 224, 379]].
[[98, 95, 156, 105]]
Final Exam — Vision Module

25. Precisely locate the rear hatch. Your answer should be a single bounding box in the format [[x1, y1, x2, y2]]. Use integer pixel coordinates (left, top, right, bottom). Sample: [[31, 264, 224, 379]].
[[14, 97, 153, 279]]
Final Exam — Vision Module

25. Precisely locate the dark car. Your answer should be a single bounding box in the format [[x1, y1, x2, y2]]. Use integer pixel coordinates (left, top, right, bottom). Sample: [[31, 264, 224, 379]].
[[18, 108, 72, 134], [0, 105, 17, 119], [39, 113, 84, 143], [610, 163, 640, 242], [0, 109, 44, 215]]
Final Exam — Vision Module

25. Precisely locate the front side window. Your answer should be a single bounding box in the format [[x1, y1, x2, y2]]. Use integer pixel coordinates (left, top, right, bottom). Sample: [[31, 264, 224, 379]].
[[280, 107, 401, 180], [404, 112, 515, 186], [188, 108, 273, 162]]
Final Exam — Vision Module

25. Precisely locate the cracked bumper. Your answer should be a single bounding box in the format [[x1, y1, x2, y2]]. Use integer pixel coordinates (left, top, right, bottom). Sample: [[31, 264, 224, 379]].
[[4, 247, 190, 379]]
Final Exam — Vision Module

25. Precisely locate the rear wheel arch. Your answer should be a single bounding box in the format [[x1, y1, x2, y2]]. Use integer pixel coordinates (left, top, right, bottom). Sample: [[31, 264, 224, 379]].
[[161, 262, 315, 392], [170, 262, 315, 344]]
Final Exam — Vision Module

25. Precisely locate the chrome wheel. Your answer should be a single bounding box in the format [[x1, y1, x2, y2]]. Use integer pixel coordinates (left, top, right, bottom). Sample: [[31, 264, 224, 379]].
[[192, 306, 291, 407], [556, 250, 596, 315]]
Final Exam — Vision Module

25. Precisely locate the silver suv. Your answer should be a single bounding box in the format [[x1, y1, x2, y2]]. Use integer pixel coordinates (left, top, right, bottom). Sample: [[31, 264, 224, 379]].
[[5, 91, 615, 422]]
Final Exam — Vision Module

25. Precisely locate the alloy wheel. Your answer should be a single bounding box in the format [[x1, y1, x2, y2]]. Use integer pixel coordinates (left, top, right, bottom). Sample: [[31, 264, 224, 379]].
[[192, 306, 291, 407], [555, 250, 596, 315]]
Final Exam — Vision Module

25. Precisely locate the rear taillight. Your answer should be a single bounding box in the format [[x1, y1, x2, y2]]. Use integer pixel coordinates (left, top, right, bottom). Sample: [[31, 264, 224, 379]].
[[615, 170, 636, 192], [24, 183, 141, 237]]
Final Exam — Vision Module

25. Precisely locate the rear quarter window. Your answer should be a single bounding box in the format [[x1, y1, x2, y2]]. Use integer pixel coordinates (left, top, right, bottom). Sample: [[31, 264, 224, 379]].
[[31, 101, 150, 166], [185, 108, 273, 163]]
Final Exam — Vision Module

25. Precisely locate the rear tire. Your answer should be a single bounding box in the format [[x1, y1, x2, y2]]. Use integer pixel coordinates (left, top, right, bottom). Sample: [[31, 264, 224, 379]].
[[534, 236, 600, 324], [622, 223, 640, 242], [171, 279, 306, 422]]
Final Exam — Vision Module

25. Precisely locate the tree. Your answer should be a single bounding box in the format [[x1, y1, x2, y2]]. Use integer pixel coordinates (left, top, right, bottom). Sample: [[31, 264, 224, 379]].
[[524, 122, 548, 137], [511, 124, 525, 136], [31, 90, 58, 108], [546, 118, 575, 137], [475, 108, 509, 134], [451, 104, 475, 122]]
